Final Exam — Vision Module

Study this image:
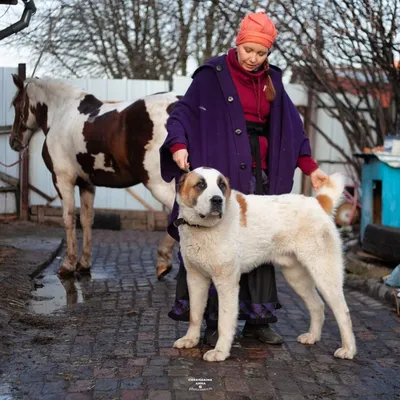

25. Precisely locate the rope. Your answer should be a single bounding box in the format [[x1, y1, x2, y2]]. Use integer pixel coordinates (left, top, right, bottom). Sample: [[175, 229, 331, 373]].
[[0, 158, 21, 168], [0, 147, 28, 168]]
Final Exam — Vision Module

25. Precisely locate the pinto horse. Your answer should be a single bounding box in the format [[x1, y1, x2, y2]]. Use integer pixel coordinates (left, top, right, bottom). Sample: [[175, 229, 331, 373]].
[[10, 74, 178, 277]]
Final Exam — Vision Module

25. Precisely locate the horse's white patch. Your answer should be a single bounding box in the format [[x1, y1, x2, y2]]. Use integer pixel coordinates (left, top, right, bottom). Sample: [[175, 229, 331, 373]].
[[142, 92, 179, 212], [93, 152, 115, 172], [96, 101, 133, 117]]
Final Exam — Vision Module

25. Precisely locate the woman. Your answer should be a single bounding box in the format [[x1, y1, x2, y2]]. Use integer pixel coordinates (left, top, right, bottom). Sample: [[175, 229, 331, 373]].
[[160, 12, 327, 346]]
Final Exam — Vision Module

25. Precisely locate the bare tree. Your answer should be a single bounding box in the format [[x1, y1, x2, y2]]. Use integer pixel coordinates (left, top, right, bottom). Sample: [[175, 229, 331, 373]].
[[192, 0, 256, 65], [264, 0, 400, 178], [7, 0, 261, 79]]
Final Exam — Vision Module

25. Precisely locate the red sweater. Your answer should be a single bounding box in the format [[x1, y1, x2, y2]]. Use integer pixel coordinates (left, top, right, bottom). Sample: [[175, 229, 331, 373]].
[[171, 49, 318, 175]]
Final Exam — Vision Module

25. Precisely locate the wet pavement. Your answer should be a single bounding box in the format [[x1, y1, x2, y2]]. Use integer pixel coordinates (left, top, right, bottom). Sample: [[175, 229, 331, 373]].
[[0, 223, 64, 331], [0, 228, 399, 400]]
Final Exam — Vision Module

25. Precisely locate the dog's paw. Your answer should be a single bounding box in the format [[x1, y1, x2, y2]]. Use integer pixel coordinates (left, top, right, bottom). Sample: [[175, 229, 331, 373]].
[[203, 349, 229, 362], [173, 336, 199, 349], [297, 332, 318, 345], [334, 347, 356, 360]]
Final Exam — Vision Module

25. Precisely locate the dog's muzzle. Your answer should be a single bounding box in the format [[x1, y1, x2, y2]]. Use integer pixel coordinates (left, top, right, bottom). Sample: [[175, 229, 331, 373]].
[[209, 195, 223, 217]]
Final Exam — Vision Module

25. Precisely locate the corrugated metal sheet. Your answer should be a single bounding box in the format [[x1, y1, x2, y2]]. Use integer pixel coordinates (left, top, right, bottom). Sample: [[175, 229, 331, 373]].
[[0, 68, 18, 214], [0, 67, 18, 127], [0, 134, 19, 214]]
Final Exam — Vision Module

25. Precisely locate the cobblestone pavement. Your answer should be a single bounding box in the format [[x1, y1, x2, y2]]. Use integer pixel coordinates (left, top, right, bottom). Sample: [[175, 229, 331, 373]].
[[1, 229, 399, 400]]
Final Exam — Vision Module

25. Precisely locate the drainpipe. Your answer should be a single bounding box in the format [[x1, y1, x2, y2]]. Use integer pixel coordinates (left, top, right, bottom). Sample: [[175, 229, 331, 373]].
[[0, 0, 36, 41], [301, 88, 317, 196]]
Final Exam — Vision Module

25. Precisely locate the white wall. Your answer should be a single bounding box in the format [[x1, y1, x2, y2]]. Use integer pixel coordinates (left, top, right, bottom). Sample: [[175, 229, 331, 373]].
[[0, 67, 19, 213], [0, 67, 18, 127]]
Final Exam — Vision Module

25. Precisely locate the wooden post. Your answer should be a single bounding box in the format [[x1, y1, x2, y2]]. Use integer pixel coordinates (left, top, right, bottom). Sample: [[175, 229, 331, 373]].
[[18, 63, 29, 220], [301, 88, 317, 196]]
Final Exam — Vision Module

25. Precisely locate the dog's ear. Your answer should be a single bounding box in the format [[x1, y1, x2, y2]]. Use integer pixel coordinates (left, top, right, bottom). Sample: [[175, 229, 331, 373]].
[[177, 172, 189, 193], [222, 175, 231, 199]]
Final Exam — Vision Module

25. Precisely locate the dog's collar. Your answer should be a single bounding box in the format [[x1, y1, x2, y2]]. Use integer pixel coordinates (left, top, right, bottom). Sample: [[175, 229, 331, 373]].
[[173, 218, 205, 228]]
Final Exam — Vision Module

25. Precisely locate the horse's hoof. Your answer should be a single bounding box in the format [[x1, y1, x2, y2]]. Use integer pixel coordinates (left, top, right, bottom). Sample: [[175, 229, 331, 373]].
[[76, 264, 91, 275], [157, 265, 172, 280], [57, 266, 75, 277]]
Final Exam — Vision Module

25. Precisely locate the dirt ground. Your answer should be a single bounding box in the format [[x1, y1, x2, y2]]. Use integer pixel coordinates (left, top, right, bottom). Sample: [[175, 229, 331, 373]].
[[0, 221, 65, 355]]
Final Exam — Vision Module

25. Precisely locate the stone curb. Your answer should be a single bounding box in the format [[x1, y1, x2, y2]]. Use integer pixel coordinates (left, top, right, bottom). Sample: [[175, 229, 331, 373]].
[[344, 250, 399, 309], [345, 251, 393, 278], [345, 273, 398, 308], [28, 238, 64, 279]]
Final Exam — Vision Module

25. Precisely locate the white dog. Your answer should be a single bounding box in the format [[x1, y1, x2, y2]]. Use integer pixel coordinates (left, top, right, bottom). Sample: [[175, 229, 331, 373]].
[[172, 167, 356, 362]]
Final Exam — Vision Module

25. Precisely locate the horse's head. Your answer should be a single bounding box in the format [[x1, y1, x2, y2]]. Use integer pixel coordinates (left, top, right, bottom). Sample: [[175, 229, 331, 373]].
[[10, 74, 40, 152]]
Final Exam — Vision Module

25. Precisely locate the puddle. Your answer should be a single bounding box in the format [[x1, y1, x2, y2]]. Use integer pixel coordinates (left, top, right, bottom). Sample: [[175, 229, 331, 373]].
[[29, 262, 109, 315]]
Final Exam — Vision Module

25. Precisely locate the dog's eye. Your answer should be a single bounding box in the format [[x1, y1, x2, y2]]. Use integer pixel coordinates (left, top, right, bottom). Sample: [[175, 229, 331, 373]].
[[218, 179, 226, 193], [196, 181, 206, 189]]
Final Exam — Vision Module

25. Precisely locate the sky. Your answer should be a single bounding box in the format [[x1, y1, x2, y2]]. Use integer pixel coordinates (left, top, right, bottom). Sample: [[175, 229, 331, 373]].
[[0, 1, 288, 81], [0, 1, 200, 78], [0, 2, 36, 72]]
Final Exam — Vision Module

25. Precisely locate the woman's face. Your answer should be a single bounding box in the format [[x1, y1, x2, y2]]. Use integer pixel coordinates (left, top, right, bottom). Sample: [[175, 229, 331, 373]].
[[237, 42, 269, 71]]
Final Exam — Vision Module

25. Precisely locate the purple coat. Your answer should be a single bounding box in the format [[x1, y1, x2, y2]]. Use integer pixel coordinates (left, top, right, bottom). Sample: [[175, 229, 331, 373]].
[[160, 54, 312, 241]]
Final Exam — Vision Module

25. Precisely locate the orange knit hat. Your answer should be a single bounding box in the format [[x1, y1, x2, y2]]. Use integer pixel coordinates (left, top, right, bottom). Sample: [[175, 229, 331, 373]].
[[235, 12, 277, 49]]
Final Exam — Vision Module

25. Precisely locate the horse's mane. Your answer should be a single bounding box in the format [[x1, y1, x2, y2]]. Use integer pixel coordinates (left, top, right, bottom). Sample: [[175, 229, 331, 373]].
[[25, 77, 85, 103]]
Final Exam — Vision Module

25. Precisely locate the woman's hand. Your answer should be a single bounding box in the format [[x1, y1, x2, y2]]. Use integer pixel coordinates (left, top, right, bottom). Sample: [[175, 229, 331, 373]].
[[310, 168, 328, 191], [173, 149, 190, 171]]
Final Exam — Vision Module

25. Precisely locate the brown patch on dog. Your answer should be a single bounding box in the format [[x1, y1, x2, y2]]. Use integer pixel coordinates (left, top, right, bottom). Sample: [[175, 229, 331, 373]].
[[178, 171, 206, 207], [236, 193, 247, 227], [323, 176, 336, 189], [272, 232, 284, 247], [217, 174, 231, 201], [316, 194, 333, 214]]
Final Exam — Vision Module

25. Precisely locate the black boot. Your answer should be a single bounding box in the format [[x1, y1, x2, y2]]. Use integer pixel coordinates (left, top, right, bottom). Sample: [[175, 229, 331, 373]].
[[203, 326, 218, 347], [242, 322, 284, 344]]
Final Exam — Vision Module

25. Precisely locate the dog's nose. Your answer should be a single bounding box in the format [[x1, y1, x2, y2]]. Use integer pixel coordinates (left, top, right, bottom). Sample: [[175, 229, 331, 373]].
[[210, 196, 223, 206]]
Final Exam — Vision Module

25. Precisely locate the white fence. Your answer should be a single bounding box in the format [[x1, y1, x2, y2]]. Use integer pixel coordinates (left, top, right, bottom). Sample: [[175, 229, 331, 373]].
[[0, 68, 352, 216], [0, 67, 20, 214]]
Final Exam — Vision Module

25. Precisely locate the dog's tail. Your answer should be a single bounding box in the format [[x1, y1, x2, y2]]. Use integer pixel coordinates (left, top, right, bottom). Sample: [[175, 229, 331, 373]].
[[316, 173, 345, 215]]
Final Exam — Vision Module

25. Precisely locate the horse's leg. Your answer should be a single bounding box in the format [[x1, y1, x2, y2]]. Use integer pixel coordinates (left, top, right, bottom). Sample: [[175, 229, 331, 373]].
[[145, 180, 176, 279], [156, 234, 176, 279], [76, 184, 95, 273], [57, 179, 78, 276]]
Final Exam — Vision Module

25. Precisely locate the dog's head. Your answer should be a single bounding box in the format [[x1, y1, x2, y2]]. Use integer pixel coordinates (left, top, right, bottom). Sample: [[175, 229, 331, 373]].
[[176, 167, 231, 226]]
